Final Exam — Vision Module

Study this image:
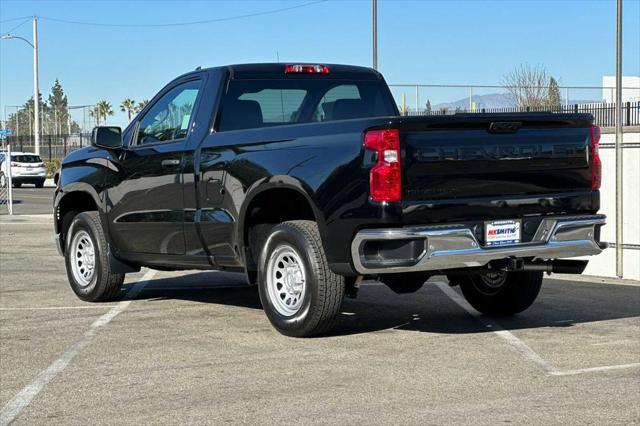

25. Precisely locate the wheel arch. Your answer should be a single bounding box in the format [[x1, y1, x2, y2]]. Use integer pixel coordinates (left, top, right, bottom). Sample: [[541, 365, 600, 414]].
[[54, 184, 102, 254], [238, 176, 327, 283]]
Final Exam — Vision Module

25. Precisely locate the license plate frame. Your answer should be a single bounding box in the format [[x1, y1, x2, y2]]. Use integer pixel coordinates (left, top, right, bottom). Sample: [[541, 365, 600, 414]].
[[484, 219, 521, 247]]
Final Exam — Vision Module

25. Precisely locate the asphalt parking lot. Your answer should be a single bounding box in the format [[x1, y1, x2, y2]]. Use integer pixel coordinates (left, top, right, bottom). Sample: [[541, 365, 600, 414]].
[[1, 213, 639, 425], [3, 186, 55, 216]]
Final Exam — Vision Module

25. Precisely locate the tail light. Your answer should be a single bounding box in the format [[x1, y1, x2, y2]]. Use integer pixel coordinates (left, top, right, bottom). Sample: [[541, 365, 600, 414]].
[[364, 129, 401, 202], [10, 162, 19, 167], [590, 125, 601, 190], [38, 162, 45, 167], [284, 64, 329, 74]]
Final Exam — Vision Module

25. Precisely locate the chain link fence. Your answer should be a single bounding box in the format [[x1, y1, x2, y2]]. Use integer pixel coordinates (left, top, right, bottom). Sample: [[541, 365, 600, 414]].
[[3, 133, 91, 163], [388, 84, 640, 127], [403, 101, 640, 127], [1, 145, 14, 215], [3, 85, 639, 167]]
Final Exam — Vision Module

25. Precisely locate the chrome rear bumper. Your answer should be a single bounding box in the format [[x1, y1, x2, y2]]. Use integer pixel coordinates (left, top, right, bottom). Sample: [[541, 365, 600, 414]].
[[351, 215, 606, 274]]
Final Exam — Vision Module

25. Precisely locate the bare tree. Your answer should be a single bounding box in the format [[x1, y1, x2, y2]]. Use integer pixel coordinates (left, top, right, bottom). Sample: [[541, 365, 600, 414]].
[[502, 64, 551, 109]]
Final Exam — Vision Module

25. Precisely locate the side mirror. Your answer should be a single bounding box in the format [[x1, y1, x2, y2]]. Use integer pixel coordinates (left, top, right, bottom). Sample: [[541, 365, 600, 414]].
[[91, 126, 123, 148]]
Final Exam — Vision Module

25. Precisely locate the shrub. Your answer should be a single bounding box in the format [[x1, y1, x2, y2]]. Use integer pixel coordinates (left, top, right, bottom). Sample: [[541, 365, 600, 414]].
[[46, 160, 61, 178]]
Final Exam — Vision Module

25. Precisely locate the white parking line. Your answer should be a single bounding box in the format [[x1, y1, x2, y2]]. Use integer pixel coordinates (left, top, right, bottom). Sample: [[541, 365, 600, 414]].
[[434, 282, 640, 377], [2, 214, 51, 218], [0, 269, 157, 426], [143, 285, 248, 291], [0, 222, 52, 225], [0, 306, 114, 311], [434, 282, 558, 374], [549, 363, 640, 376]]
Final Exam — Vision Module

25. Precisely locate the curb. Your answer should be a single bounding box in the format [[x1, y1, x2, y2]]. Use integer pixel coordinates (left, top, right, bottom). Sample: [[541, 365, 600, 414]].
[[547, 273, 640, 286]]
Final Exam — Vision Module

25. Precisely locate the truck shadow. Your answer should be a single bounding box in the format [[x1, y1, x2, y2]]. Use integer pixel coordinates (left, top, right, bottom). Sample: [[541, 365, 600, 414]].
[[333, 279, 640, 336], [123, 272, 640, 337]]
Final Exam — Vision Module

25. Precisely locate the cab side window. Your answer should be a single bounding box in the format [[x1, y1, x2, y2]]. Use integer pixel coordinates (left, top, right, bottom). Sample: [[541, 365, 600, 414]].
[[136, 80, 200, 145]]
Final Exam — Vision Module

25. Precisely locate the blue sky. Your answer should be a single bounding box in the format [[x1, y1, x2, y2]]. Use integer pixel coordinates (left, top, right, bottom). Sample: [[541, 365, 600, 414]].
[[1, 0, 639, 127]]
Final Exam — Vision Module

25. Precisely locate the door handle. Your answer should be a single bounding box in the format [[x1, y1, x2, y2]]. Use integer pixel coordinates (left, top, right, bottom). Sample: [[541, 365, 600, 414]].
[[161, 159, 181, 167]]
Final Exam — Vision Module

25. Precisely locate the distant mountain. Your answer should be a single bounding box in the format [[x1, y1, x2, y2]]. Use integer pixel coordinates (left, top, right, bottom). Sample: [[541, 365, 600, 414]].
[[430, 92, 599, 111], [433, 93, 514, 110]]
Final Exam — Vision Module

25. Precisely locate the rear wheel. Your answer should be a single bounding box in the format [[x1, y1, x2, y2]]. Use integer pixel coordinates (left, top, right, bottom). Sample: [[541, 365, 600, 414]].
[[35, 179, 45, 188], [64, 211, 125, 302], [257, 220, 345, 337], [12, 182, 21, 188], [458, 271, 543, 316]]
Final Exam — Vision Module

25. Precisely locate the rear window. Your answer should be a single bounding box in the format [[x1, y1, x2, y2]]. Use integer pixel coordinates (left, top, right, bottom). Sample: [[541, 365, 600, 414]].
[[239, 89, 307, 123], [218, 79, 396, 131], [11, 155, 42, 163]]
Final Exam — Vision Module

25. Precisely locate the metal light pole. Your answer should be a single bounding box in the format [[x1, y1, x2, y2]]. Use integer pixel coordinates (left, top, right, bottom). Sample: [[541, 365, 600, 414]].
[[1, 16, 40, 155], [615, 0, 623, 277], [33, 17, 40, 155], [372, 0, 378, 70]]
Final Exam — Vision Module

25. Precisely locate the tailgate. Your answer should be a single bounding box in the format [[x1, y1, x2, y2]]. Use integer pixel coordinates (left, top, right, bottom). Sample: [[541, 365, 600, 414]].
[[400, 114, 594, 201]]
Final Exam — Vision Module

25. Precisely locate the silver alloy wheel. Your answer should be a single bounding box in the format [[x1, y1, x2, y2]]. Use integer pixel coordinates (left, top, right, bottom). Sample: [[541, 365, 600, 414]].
[[70, 230, 96, 287], [266, 244, 307, 316]]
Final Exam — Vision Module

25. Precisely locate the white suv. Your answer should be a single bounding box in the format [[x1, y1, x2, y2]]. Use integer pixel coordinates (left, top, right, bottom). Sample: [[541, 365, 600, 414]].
[[0, 152, 47, 188]]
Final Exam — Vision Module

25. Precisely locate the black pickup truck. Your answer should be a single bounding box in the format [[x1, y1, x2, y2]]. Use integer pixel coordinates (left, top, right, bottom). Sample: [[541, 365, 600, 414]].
[[54, 63, 606, 336]]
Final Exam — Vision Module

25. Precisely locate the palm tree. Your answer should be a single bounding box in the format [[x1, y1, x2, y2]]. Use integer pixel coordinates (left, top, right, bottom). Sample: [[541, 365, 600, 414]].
[[89, 105, 101, 126], [96, 100, 114, 124], [120, 98, 136, 121], [135, 99, 149, 113]]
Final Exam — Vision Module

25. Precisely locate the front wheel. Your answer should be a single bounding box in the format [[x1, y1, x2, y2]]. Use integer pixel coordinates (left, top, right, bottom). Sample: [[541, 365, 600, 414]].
[[64, 211, 125, 302], [458, 271, 543, 316], [257, 220, 345, 337]]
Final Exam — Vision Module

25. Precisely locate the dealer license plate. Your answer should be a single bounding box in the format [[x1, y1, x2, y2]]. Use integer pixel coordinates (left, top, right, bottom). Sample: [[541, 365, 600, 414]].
[[484, 220, 521, 246]]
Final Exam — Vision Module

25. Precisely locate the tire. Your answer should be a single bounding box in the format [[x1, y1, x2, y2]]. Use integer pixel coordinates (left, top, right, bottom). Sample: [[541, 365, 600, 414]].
[[64, 211, 125, 302], [257, 220, 345, 337], [35, 179, 45, 188], [12, 182, 21, 188], [459, 271, 543, 316], [380, 272, 430, 294]]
